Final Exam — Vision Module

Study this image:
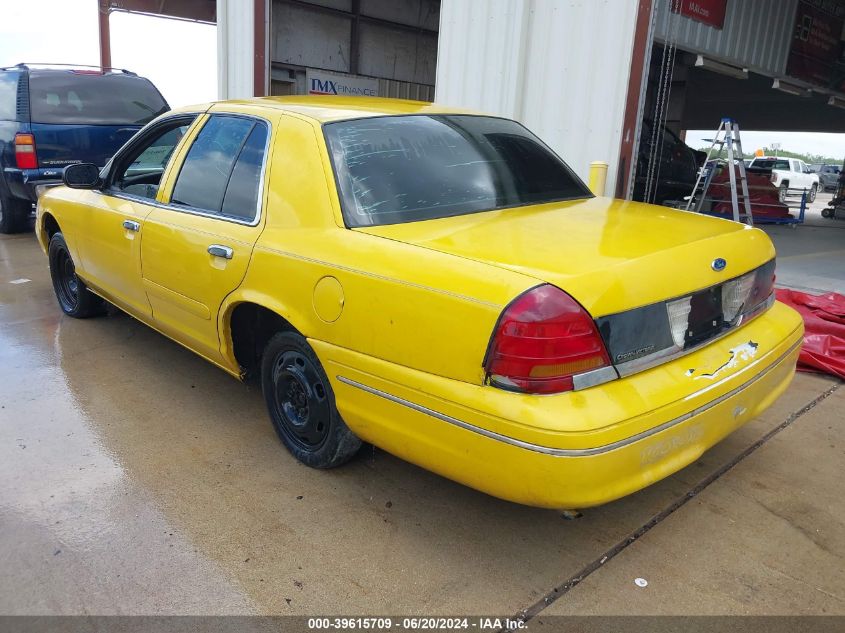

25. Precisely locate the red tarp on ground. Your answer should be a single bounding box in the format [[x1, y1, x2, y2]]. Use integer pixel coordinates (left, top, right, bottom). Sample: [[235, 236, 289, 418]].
[[776, 288, 845, 380]]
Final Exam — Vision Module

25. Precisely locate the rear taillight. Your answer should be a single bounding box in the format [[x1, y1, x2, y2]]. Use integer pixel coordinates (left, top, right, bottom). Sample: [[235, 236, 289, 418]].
[[484, 284, 611, 394], [14, 133, 37, 169]]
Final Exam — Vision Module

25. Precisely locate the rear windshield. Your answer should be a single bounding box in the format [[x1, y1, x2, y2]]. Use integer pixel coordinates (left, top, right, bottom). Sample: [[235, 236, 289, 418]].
[[752, 158, 790, 170], [324, 114, 591, 227], [29, 72, 168, 125]]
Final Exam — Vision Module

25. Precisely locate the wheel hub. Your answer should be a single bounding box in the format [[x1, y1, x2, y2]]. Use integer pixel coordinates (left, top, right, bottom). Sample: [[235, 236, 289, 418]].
[[271, 351, 330, 449]]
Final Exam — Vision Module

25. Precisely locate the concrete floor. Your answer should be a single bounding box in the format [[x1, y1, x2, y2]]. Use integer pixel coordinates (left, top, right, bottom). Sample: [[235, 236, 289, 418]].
[[762, 192, 845, 296], [1, 228, 843, 617]]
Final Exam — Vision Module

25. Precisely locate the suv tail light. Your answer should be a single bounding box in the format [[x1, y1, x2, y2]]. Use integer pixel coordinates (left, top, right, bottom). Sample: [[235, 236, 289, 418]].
[[484, 285, 611, 394], [14, 133, 37, 169]]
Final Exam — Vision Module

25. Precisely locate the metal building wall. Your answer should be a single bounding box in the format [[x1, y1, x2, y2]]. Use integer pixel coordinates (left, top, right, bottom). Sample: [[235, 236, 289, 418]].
[[653, 0, 798, 76], [217, 0, 256, 99], [270, 0, 437, 97], [435, 0, 640, 194]]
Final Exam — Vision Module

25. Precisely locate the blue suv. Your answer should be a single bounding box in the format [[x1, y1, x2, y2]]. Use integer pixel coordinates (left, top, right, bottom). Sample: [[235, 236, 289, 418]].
[[0, 64, 169, 233]]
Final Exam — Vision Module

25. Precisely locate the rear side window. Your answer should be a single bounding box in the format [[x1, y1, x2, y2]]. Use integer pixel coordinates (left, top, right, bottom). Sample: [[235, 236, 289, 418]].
[[170, 115, 268, 221], [0, 73, 19, 120], [29, 72, 168, 125], [324, 114, 590, 227]]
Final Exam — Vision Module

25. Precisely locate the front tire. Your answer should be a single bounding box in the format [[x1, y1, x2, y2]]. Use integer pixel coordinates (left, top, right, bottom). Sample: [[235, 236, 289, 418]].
[[261, 331, 361, 468], [48, 232, 104, 318], [808, 184, 818, 203]]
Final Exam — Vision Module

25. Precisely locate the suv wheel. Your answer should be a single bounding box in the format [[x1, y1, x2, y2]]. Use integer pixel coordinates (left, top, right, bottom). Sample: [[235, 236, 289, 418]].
[[0, 194, 31, 234]]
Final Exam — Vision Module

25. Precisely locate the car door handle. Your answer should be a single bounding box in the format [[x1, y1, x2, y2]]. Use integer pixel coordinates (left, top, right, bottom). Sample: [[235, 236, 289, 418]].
[[123, 220, 140, 232], [207, 244, 234, 259]]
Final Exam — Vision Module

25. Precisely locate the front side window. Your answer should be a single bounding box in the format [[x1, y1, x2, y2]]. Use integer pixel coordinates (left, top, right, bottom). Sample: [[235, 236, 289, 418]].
[[170, 115, 268, 221], [111, 119, 193, 200], [324, 114, 591, 227]]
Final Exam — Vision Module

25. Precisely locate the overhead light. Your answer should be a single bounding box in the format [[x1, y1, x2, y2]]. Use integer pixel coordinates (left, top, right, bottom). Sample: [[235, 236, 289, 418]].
[[772, 78, 809, 97], [695, 55, 748, 79], [828, 95, 845, 109]]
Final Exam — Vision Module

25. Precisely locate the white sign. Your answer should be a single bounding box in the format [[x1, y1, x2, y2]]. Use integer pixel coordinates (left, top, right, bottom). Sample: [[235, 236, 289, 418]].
[[306, 69, 378, 97]]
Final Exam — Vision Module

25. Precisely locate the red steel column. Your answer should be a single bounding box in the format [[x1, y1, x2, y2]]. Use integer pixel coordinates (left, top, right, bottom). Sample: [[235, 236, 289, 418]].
[[616, 0, 654, 198], [254, 0, 268, 96], [98, 0, 112, 69]]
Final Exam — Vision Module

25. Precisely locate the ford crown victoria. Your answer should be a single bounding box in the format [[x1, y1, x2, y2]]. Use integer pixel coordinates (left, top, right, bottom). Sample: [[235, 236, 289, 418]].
[[36, 97, 803, 509]]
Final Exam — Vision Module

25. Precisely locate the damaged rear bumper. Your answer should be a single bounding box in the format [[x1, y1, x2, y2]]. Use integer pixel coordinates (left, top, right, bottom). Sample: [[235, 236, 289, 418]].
[[316, 301, 804, 508]]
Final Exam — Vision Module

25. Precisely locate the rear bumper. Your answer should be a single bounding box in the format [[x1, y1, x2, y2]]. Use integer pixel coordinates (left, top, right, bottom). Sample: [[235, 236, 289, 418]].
[[4, 167, 63, 202], [314, 301, 804, 508]]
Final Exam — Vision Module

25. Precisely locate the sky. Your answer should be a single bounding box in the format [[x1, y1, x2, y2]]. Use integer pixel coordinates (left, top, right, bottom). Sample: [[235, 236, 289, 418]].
[[0, 0, 216, 107], [686, 130, 843, 160]]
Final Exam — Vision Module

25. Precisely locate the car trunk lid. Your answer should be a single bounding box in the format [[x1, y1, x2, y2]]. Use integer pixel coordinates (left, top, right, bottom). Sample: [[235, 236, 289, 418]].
[[357, 196, 776, 319]]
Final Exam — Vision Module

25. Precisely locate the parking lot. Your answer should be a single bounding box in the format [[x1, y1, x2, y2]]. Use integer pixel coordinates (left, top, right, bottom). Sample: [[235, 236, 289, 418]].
[[2, 225, 843, 617]]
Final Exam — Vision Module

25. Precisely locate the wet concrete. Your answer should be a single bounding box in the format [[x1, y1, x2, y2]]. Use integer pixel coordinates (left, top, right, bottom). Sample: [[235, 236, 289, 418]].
[[764, 192, 845, 295], [1, 231, 842, 616]]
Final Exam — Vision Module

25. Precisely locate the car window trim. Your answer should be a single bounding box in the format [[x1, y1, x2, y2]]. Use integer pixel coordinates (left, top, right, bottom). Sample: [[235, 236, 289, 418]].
[[164, 112, 271, 227]]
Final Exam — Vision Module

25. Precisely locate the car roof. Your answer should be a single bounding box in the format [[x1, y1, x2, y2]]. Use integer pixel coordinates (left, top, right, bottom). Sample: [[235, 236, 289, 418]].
[[172, 96, 487, 123]]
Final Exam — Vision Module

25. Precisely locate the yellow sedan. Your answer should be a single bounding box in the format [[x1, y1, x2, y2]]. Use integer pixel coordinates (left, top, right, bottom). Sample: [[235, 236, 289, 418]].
[[35, 97, 803, 509]]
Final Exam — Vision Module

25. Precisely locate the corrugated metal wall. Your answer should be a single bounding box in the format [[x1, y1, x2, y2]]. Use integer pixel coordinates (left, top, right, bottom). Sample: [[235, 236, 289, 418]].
[[270, 0, 437, 97], [436, 0, 640, 195], [653, 0, 798, 76]]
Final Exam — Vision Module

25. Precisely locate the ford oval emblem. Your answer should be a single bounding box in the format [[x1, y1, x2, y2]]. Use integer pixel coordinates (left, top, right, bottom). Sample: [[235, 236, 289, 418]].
[[711, 258, 727, 272]]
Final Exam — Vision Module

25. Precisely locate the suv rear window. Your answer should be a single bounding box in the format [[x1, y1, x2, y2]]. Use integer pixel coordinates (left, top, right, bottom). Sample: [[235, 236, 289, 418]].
[[324, 114, 591, 227], [29, 72, 168, 125]]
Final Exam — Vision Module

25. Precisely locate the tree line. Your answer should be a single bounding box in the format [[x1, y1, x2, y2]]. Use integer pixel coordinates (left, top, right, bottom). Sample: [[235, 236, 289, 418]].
[[697, 147, 842, 165]]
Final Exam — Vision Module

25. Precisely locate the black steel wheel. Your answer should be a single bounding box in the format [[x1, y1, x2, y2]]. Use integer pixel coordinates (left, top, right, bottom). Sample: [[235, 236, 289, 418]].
[[261, 331, 361, 468], [48, 232, 104, 318]]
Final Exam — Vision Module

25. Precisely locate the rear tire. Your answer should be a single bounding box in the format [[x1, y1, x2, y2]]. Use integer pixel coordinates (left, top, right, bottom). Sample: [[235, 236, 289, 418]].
[[261, 331, 361, 468], [0, 194, 31, 234], [48, 232, 105, 318], [778, 183, 789, 204]]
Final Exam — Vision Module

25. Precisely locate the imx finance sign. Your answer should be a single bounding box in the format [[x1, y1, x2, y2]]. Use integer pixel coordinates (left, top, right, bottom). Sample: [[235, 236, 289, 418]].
[[306, 69, 379, 97]]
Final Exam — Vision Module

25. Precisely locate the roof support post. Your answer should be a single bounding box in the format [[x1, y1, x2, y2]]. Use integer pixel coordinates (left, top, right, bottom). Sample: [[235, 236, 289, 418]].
[[98, 0, 112, 70], [617, 0, 655, 199]]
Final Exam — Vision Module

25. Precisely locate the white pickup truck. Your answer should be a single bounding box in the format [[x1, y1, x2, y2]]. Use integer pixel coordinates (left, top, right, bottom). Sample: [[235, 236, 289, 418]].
[[747, 156, 820, 203]]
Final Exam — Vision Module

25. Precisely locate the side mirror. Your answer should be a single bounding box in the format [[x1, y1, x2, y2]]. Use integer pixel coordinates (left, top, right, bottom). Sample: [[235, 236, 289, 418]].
[[63, 163, 101, 189]]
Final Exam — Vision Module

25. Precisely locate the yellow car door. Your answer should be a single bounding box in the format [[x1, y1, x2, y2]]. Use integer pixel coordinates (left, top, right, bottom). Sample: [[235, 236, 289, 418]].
[[139, 113, 272, 365], [77, 115, 199, 318]]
